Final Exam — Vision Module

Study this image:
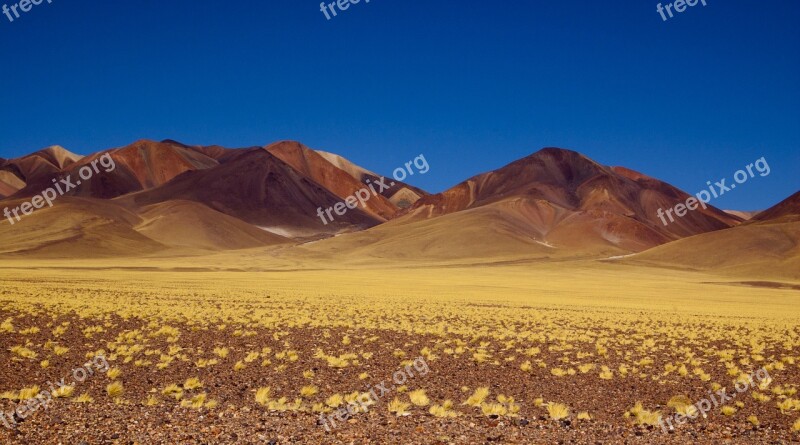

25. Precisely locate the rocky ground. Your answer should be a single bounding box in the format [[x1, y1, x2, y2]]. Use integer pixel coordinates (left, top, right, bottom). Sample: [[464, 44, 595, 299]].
[[1, 310, 799, 444]]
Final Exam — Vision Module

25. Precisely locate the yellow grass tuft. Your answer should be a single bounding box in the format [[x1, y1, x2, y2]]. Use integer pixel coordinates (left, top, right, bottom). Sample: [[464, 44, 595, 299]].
[[0, 318, 14, 333], [180, 392, 207, 409], [546, 402, 570, 421], [408, 389, 430, 407], [481, 402, 507, 417], [184, 377, 203, 390], [388, 397, 411, 416], [325, 393, 344, 408], [74, 393, 94, 403], [463, 387, 489, 407], [18, 385, 40, 400], [213, 347, 229, 358], [628, 401, 661, 426], [10, 346, 37, 359], [429, 400, 460, 418], [53, 385, 75, 398], [667, 395, 698, 417], [106, 382, 124, 398], [255, 387, 272, 405], [777, 398, 800, 414], [300, 386, 318, 398], [752, 391, 771, 403], [162, 384, 184, 400]]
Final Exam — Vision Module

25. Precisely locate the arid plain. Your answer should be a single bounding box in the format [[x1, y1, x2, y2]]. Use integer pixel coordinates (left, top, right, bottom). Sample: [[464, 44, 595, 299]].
[[0, 141, 799, 444]]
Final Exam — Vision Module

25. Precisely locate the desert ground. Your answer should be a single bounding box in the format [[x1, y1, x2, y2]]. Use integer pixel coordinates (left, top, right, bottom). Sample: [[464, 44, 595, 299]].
[[1, 143, 798, 444], [1, 255, 799, 444]]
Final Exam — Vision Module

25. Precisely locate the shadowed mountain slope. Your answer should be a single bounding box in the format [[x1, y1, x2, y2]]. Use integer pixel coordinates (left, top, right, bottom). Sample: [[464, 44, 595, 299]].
[[116, 148, 382, 238], [265, 141, 398, 220], [293, 148, 751, 263], [397, 148, 740, 248]]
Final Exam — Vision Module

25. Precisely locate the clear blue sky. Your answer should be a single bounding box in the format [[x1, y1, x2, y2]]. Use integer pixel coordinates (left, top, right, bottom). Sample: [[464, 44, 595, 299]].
[[0, 0, 798, 210]]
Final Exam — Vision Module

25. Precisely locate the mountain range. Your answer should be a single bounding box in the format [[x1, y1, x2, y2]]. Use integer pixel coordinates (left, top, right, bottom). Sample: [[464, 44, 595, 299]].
[[0, 140, 797, 278]]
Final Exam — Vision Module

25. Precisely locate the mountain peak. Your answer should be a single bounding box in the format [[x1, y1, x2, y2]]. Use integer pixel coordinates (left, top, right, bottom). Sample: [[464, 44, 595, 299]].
[[35, 145, 83, 169], [523, 147, 604, 169], [127, 138, 173, 149], [533, 146, 584, 156], [752, 191, 800, 222]]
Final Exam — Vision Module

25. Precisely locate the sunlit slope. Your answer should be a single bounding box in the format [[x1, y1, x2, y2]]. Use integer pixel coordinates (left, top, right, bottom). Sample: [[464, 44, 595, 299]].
[[316, 149, 427, 208], [0, 170, 25, 198], [1, 145, 81, 182], [0, 198, 290, 257], [629, 219, 800, 280], [0, 197, 165, 257], [630, 192, 800, 280], [401, 148, 741, 250], [134, 200, 290, 250], [292, 198, 660, 264]]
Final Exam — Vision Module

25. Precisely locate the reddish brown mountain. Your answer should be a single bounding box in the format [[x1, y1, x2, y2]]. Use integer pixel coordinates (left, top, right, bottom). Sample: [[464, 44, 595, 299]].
[[105, 140, 219, 190], [0, 170, 25, 199], [315, 150, 428, 208], [265, 141, 398, 220], [117, 148, 382, 238], [13, 140, 220, 200], [5, 140, 787, 262], [2, 145, 82, 178], [397, 148, 741, 253], [1, 139, 412, 242], [161, 139, 239, 162], [0, 146, 82, 198], [751, 191, 800, 222]]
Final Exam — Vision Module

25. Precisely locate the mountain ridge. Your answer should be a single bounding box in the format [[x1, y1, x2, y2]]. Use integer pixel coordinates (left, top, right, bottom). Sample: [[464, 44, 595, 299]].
[[0, 140, 796, 277]]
